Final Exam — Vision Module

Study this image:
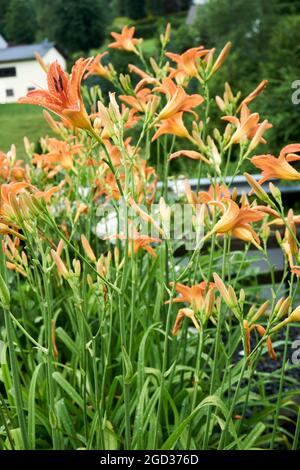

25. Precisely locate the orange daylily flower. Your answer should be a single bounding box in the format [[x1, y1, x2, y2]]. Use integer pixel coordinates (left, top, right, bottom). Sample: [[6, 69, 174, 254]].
[[153, 78, 204, 121], [291, 266, 300, 277], [251, 144, 300, 184], [107, 224, 161, 258], [172, 308, 200, 335], [169, 150, 211, 165], [0, 182, 30, 214], [222, 104, 272, 145], [198, 183, 231, 205], [120, 84, 154, 113], [244, 320, 277, 361], [109, 26, 142, 53], [183, 181, 230, 207], [210, 199, 264, 247], [32, 138, 82, 176], [152, 112, 190, 141], [0, 151, 26, 182], [85, 52, 115, 80], [167, 281, 215, 312], [166, 46, 210, 80], [19, 59, 93, 130]]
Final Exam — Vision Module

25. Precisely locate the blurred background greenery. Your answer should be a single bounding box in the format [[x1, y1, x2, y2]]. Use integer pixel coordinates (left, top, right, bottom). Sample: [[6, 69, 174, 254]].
[[1, 0, 300, 159]]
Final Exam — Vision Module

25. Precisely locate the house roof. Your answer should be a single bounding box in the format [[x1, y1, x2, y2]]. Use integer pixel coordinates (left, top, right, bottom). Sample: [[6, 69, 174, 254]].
[[0, 39, 55, 64]]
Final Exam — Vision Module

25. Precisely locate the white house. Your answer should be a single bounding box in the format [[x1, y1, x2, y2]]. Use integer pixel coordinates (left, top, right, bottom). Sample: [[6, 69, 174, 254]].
[[0, 35, 66, 104]]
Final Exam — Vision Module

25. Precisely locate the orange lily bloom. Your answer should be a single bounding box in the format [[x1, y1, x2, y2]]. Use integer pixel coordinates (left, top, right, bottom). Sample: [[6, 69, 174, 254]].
[[244, 320, 277, 361], [211, 199, 264, 247], [167, 281, 215, 312], [183, 181, 230, 207], [291, 266, 300, 277], [152, 112, 191, 141], [107, 224, 161, 258], [198, 183, 231, 205], [120, 85, 154, 113], [172, 308, 200, 335], [153, 78, 204, 121], [169, 150, 211, 165], [85, 52, 115, 80], [166, 46, 210, 80], [222, 104, 272, 145], [251, 144, 300, 184], [0, 182, 30, 214], [33, 138, 81, 176], [19, 59, 93, 130], [0, 151, 26, 182], [109, 26, 142, 53]]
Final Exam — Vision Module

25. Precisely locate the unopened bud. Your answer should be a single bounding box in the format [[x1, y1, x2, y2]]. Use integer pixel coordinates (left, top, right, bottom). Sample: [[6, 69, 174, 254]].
[[0, 273, 10, 309], [269, 183, 282, 204], [81, 234, 96, 263], [244, 173, 269, 202], [211, 42, 231, 75], [51, 250, 69, 278]]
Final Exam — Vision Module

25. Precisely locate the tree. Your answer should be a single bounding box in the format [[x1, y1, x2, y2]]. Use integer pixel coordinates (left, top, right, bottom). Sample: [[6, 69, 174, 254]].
[[50, 0, 108, 53], [126, 0, 147, 20], [5, 0, 36, 44], [0, 0, 9, 36], [34, 0, 57, 43]]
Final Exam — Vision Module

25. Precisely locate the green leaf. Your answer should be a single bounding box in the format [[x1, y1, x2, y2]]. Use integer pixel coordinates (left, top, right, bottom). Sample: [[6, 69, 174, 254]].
[[160, 395, 241, 450], [121, 346, 133, 385], [241, 422, 266, 450], [56, 327, 79, 356], [52, 371, 92, 418], [28, 362, 44, 449]]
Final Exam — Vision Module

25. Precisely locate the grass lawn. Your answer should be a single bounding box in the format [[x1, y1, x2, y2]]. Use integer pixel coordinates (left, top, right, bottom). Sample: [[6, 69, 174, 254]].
[[0, 103, 53, 155]]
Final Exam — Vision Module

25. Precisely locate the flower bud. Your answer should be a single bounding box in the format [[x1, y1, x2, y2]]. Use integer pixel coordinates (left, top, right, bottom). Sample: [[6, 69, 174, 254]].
[[0, 273, 10, 309], [244, 173, 269, 202], [269, 183, 282, 204]]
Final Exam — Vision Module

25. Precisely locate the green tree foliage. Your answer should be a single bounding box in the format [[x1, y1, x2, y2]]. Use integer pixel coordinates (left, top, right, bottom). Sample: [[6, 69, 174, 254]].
[[4, 0, 36, 44], [49, 0, 108, 54], [259, 15, 300, 150], [188, 0, 300, 152], [0, 0, 9, 35], [126, 0, 147, 19], [34, 0, 57, 42]]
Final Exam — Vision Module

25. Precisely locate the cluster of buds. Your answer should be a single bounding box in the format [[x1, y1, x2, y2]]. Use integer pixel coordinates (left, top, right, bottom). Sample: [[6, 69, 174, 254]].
[[2, 236, 28, 277], [271, 304, 300, 333], [216, 83, 241, 115], [0, 182, 58, 237], [0, 146, 27, 183], [244, 300, 276, 361], [213, 273, 241, 320], [51, 241, 81, 283], [274, 209, 300, 273]]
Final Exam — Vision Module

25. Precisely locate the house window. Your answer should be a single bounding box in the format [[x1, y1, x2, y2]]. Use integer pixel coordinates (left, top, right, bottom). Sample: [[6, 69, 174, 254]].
[[0, 67, 16, 78], [6, 89, 14, 97]]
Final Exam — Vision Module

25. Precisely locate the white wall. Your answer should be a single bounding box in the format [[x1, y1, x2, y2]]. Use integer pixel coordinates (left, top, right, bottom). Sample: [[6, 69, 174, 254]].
[[43, 47, 66, 69], [0, 48, 66, 104]]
